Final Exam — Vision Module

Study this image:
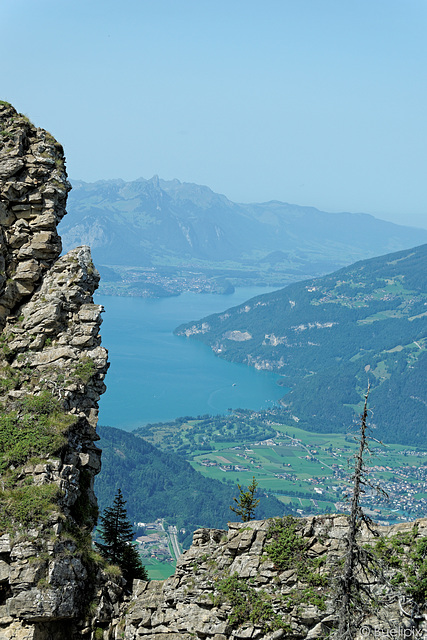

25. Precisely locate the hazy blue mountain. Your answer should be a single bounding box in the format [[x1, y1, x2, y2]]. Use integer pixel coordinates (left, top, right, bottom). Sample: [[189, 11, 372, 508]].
[[59, 177, 427, 294], [95, 425, 288, 547], [175, 243, 427, 446]]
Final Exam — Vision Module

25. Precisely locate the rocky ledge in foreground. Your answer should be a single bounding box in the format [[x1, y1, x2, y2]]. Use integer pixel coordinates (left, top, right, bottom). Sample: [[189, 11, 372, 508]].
[[0, 104, 121, 640], [124, 515, 427, 640]]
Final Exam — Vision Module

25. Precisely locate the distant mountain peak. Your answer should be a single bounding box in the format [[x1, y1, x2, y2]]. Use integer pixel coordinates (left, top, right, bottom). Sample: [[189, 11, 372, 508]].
[[60, 176, 427, 287]]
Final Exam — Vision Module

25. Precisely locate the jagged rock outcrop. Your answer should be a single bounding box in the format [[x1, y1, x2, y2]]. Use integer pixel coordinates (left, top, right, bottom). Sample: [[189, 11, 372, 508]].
[[0, 103, 68, 324], [3, 102, 427, 640], [0, 104, 121, 639], [123, 516, 427, 640]]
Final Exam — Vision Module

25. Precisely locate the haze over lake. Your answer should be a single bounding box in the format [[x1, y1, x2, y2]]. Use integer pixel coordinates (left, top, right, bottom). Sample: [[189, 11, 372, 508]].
[[96, 288, 286, 430]]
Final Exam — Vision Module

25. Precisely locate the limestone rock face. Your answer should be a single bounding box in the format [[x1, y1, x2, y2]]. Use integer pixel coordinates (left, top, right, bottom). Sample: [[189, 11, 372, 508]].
[[0, 103, 69, 326], [123, 517, 427, 640], [3, 103, 427, 640], [0, 104, 118, 640]]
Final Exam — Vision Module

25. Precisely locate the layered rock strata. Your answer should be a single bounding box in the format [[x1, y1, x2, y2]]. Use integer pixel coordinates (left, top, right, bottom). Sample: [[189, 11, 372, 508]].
[[124, 516, 427, 640], [0, 104, 118, 639]]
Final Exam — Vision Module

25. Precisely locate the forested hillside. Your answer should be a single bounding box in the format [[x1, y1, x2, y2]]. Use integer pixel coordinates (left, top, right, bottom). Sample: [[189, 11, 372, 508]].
[[95, 425, 288, 547], [176, 244, 427, 445]]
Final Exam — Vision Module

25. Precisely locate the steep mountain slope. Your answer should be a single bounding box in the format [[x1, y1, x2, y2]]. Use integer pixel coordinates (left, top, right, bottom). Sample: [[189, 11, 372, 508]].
[[176, 243, 427, 445], [58, 177, 427, 294], [96, 425, 288, 547]]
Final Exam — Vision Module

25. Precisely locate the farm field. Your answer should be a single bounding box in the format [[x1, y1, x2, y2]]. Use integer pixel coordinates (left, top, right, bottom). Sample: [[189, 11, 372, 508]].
[[136, 409, 427, 524], [140, 557, 176, 580]]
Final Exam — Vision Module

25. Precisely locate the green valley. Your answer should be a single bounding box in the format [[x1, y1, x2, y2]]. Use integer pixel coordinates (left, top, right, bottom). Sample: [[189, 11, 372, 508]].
[[95, 424, 288, 550], [135, 408, 427, 525], [97, 410, 427, 577]]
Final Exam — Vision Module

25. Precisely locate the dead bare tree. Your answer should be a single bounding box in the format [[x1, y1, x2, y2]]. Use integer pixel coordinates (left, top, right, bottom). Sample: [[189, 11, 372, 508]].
[[335, 383, 427, 639], [337, 384, 373, 640]]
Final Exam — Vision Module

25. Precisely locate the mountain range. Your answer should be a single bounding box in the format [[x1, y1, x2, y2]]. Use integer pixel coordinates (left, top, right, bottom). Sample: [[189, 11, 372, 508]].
[[175, 243, 427, 446], [59, 177, 427, 295]]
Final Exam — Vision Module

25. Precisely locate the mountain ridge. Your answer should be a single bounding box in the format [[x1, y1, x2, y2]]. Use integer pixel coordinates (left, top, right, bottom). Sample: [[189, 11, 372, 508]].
[[175, 242, 427, 445], [3, 104, 427, 640], [59, 176, 427, 296]]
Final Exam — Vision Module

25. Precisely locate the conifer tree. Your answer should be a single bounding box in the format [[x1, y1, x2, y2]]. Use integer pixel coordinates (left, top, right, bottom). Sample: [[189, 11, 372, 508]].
[[96, 489, 148, 585], [230, 476, 260, 522]]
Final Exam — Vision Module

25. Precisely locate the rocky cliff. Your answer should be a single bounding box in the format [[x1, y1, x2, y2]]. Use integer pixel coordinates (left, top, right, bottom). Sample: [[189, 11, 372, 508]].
[[2, 103, 427, 640], [0, 104, 122, 639], [123, 516, 427, 640]]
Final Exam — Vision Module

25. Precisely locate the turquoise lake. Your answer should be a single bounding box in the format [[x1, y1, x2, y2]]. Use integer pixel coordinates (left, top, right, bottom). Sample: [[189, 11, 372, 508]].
[[95, 288, 286, 431]]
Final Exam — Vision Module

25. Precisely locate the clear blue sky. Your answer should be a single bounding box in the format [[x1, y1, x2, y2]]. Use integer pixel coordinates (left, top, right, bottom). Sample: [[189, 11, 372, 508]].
[[2, 0, 427, 229]]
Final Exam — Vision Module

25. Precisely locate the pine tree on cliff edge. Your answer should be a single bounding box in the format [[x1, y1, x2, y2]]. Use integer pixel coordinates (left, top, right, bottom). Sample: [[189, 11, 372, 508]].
[[230, 476, 260, 522], [96, 488, 148, 585]]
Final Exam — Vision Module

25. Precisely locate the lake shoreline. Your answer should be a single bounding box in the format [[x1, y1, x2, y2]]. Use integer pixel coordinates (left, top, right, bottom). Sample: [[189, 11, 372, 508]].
[[96, 286, 285, 430]]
